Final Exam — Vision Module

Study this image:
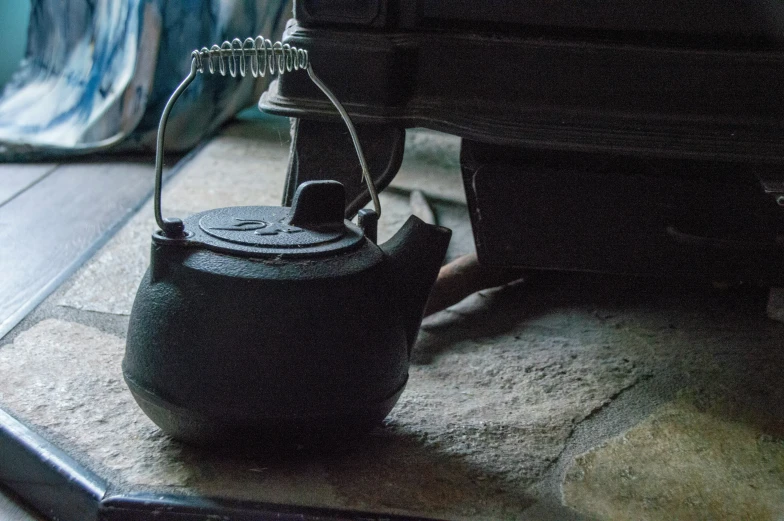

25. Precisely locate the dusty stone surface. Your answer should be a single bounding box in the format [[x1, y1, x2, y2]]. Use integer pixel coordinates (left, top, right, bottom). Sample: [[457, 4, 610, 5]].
[[163, 121, 291, 212], [544, 277, 784, 521], [56, 210, 159, 316], [1, 282, 644, 521], [392, 130, 465, 204], [372, 190, 473, 262], [0, 320, 191, 485], [400, 289, 645, 486], [6, 272, 784, 520], [563, 390, 784, 521]]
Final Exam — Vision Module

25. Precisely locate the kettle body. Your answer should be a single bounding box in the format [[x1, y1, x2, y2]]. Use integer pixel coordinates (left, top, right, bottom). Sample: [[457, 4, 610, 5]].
[[123, 181, 451, 445]]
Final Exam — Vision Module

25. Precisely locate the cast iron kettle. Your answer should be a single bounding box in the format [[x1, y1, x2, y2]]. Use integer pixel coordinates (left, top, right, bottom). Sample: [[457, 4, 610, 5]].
[[123, 41, 451, 445]]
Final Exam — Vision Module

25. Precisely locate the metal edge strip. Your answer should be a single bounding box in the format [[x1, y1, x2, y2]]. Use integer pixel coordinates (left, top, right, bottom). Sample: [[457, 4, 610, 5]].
[[100, 493, 444, 521], [0, 407, 107, 521], [0, 404, 444, 521], [1, 404, 443, 521]]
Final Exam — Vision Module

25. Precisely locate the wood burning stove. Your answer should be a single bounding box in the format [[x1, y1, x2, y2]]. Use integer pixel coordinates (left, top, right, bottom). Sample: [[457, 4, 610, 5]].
[[261, 0, 784, 283]]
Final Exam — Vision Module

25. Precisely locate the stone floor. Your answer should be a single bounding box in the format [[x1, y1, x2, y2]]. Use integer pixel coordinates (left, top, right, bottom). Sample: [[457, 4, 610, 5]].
[[1, 117, 783, 520]]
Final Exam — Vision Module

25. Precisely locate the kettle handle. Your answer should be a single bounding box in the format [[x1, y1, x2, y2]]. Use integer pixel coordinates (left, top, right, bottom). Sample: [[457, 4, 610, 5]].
[[152, 36, 380, 238]]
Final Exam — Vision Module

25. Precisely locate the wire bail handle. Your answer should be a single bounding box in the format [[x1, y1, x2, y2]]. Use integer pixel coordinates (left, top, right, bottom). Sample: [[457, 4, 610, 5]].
[[153, 37, 381, 237]]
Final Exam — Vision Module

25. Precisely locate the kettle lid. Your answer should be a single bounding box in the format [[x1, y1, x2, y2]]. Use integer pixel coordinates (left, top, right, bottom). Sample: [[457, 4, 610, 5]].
[[160, 181, 367, 258]]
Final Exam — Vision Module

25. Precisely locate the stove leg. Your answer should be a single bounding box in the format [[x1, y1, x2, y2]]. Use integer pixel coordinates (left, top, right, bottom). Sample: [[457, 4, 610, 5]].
[[283, 118, 406, 218]]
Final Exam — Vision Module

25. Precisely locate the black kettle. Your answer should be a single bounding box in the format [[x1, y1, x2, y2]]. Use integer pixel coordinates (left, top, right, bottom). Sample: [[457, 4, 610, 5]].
[[123, 180, 450, 445], [122, 39, 451, 444]]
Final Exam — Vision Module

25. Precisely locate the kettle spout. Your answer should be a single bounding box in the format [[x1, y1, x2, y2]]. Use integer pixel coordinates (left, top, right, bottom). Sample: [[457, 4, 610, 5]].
[[379, 216, 452, 351]]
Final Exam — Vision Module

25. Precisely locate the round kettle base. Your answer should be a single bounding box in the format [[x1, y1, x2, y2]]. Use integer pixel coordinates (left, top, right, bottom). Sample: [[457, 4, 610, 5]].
[[124, 375, 406, 448]]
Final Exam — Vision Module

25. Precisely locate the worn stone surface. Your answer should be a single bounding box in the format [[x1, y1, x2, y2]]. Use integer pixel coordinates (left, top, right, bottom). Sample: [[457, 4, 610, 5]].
[[163, 121, 291, 212], [563, 390, 784, 521], [393, 130, 465, 204], [372, 190, 473, 262], [0, 319, 190, 485], [56, 210, 158, 316], [546, 277, 784, 521], [1, 281, 644, 521], [7, 274, 784, 520]]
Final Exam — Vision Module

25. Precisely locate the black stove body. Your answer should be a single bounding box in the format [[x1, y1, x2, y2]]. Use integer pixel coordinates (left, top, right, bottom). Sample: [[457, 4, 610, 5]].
[[261, 0, 784, 283]]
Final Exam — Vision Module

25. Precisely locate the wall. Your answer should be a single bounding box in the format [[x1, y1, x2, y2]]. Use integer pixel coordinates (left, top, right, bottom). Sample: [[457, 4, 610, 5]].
[[0, 1, 32, 88]]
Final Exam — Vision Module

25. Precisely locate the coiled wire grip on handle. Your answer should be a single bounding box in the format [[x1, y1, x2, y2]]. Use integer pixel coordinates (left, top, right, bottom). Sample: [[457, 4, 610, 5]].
[[154, 37, 380, 237]]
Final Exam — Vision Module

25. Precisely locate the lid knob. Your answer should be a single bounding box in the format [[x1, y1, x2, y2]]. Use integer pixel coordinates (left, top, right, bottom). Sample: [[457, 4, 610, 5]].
[[287, 181, 346, 231]]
